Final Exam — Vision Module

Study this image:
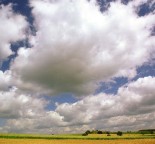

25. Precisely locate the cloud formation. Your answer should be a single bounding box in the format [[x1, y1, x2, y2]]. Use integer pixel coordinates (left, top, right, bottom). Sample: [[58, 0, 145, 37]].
[[56, 76, 155, 124], [0, 0, 155, 134], [0, 4, 27, 63], [0, 87, 65, 133], [0, 87, 46, 119], [0, 71, 11, 91], [10, 0, 155, 96], [1, 76, 155, 133]]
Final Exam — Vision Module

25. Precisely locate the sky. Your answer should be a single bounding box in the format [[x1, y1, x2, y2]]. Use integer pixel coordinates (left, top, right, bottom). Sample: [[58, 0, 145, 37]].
[[0, 0, 155, 134]]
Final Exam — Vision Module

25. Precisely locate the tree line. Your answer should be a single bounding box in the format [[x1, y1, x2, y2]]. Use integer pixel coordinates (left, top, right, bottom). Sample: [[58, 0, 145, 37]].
[[82, 129, 155, 136], [82, 130, 123, 136]]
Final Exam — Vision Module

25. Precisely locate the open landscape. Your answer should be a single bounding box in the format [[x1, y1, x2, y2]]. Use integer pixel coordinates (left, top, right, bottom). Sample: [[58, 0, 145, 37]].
[[0, 0, 155, 144], [0, 133, 155, 140], [0, 133, 155, 144]]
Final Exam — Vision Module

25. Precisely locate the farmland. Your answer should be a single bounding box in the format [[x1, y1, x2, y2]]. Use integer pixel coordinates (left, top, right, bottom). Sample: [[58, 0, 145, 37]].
[[0, 139, 155, 144], [0, 133, 155, 144], [0, 133, 155, 140]]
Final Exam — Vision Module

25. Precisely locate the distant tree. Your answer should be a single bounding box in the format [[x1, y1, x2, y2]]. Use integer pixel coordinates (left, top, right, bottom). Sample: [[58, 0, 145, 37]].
[[91, 130, 96, 134], [82, 130, 91, 136], [117, 131, 123, 136], [139, 129, 155, 135], [106, 131, 111, 136], [82, 133, 88, 136], [97, 130, 103, 134], [91, 130, 98, 134], [150, 130, 154, 134], [140, 131, 145, 135], [85, 130, 91, 135]]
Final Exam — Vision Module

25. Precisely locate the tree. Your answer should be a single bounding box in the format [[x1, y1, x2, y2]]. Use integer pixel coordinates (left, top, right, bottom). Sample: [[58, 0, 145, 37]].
[[82, 130, 90, 136], [150, 130, 154, 134], [97, 130, 103, 134], [82, 133, 88, 136], [85, 130, 91, 134], [106, 131, 111, 136], [117, 131, 123, 136]]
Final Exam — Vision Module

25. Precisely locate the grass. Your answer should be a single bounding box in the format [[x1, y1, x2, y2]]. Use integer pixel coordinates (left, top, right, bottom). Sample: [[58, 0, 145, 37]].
[[0, 133, 155, 140]]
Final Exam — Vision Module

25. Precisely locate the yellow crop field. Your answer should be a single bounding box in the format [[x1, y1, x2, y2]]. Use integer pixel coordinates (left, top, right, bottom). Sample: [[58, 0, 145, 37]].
[[0, 139, 155, 144]]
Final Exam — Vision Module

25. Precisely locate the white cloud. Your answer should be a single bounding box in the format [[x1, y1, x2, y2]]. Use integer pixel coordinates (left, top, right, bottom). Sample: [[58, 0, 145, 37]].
[[129, 0, 155, 8], [3, 110, 65, 133], [0, 70, 11, 91], [104, 112, 155, 131], [129, 0, 148, 7], [0, 87, 65, 133], [55, 76, 155, 131], [129, 0, 155, 15], [0, 87, 47, 119], [9, 0, 155, 96], [0, 0, 155, 134], [0, 4, 28, 63], [1, 76, 154, 133]]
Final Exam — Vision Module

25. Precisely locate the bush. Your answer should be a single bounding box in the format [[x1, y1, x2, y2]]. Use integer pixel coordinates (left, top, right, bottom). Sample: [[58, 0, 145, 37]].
[[117, 131, 123, 136], [97, 131, 103, 134], [85, 130, 91, 134], [150, 131, 154, 134], [82, 130, 91, 136], [82, 133, 88, 136], [106, 131, 111, 136]]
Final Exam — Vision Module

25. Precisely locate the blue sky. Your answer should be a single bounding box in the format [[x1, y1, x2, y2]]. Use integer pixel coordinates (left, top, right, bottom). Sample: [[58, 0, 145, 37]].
[[0, 0, 155, 133]]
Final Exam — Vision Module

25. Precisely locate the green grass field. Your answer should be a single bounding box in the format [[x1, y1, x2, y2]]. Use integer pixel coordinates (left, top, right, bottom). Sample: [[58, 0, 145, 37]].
[[0, 133, 155, 140]]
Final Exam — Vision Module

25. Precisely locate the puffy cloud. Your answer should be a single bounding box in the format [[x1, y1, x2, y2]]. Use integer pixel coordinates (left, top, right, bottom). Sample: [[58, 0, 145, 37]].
[[0, 4, 28, 63], [0, 87, 46, 119], [0, 70, 11, 91], [3, 110, 65, 133], [129, 0, 155, 8], [130, 0, 148, 6], [129, 0, 155, 16], [0, 87, 65, 133], [101, 112, 155, 131], [55, 76, 155, 130], [118, 76, 155, 115], [0, 0, 155, 134], [10, 0, 155, 96], [0, 76, 155, 133]]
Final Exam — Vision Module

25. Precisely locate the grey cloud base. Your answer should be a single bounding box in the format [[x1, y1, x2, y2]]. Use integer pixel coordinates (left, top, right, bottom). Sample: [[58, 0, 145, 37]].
[[11, 0, 155, 96]]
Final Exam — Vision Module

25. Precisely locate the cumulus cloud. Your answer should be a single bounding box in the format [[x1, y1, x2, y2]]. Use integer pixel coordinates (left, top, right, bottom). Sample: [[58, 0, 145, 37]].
[[0, 70, 11, 91], [130, 0, 149, 6], [0, 4, 28, 63], [0, 87, 46, 119], [0, 87, 65, 133], [9, 0, 155, 96], [1, 76, 155, 133], [130, 0, 155, 8], [3, 110, 65, 133], [0, 0, 155, 134], [55, 76, 155, 131]]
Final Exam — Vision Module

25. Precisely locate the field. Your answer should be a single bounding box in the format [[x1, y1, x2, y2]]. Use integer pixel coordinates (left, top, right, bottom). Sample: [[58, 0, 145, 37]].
[[0, 133, 155, 144], [0, 133, 155, 140], [0, 139, 155, 144]]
